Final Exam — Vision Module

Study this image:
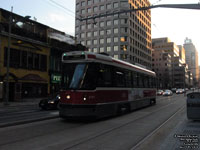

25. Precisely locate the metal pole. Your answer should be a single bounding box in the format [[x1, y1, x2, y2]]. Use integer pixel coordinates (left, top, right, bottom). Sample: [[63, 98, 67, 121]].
[[4, 7, 13, 105]]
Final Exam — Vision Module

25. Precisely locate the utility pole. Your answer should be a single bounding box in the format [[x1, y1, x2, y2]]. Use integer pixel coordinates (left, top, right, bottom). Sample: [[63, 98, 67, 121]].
[[4, 7, 13, 105]]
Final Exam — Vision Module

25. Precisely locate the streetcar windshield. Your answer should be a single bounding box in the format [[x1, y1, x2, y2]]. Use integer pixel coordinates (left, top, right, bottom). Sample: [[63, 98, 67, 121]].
[[69, 64, 86, 89], [61, 63, 97, 90]]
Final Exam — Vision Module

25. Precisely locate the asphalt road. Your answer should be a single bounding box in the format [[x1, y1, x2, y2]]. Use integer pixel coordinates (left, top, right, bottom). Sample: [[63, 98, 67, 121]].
[[0, 93, 195, 150], [0, 104, 59, 127]]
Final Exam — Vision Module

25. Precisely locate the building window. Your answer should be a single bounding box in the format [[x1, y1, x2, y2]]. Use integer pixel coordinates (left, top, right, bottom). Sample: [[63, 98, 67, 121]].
[[40, 54, 47, 71], [107, 37, 111, 43], [88, 0, 92, 5], [87, 32, 91, 37], [86, 40, 91, 45], [121, 1, 128, 7], [114, 37, 118, 42], [75, 26, 79, 32], [94, 31, 98, 36], [114, 19, 118, 25], [100, 21, 104, 27], [114, 55, 119, 59], [121, 19, 127, 24], [100, 5, 104, 11], [81, 33, 85, 38], [121, 27, 128, 33], [34, 54, 39, 69], [106, 3, 111, 9], [87, 8, 92, 13], [100, 38, 104, 44], [81, 1, 85, 6], [100, 30, 104, 36], [113, 2, 119, 8], [114, 46, 119, 51], [81, 9, 85, 14], [93, 47, 98, 53], [81, 25, 85, 30], [114, 28, 118, 34], [107, 46, 111, 52], [106, 20, 112, 26], [93, 39, 97, 45], [106, 29, 111, 35], [94, 0, 99, 4], [100, 47, 104, 52], [93, 6, 98, 12], [87, 24, 92, 29]]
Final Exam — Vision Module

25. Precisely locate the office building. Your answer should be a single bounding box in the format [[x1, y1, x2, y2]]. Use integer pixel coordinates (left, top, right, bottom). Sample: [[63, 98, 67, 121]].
[[75, 0, 152, 69], [183, 37, 199, 86]]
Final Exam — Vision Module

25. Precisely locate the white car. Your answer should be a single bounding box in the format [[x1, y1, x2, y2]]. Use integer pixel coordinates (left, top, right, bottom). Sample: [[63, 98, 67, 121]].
[[163, 90, 173, 96], [176, 89, 183, 94]]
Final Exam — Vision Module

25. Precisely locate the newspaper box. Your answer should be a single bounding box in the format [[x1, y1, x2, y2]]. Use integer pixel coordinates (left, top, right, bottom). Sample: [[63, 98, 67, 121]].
[[187, 92, 200, 120]]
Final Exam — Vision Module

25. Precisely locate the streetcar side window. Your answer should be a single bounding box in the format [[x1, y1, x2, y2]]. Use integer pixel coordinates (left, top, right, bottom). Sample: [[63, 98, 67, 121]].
[[113, 67, 126, 87], [81, 63, 97, 90], [143, 75, 149, 88], [138, 73, 144, 88], [97, 64, 112, 87], [125, 70, 132, 87], [153, 77, 157, 88], [132, 71, 138, 88]]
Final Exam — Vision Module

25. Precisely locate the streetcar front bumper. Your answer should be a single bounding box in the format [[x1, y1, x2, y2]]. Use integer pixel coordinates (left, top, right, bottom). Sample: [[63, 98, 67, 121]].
[[59, 103, 117, 119]]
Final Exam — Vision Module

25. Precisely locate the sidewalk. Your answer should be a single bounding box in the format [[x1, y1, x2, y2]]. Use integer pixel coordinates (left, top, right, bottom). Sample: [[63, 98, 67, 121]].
[[0, 97, 45, 111]]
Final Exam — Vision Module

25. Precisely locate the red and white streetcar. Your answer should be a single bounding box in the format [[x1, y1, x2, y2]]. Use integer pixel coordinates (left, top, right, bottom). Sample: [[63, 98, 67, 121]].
[[59, 51, 156, 119]]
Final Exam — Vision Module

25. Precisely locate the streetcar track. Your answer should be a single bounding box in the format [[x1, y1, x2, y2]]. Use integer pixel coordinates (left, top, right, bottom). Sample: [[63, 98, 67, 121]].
[[130, 104, 185, 150], [63, 97, 185, 150], [0, 119, 86, 147]]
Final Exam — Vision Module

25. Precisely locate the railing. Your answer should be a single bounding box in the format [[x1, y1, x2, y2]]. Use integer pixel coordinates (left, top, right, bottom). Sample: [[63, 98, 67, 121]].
[[0, 22, 47, 43]]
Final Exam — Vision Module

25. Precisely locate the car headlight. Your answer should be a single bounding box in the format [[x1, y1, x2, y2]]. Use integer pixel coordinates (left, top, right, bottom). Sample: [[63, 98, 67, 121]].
[[48, 100, 54, 104]]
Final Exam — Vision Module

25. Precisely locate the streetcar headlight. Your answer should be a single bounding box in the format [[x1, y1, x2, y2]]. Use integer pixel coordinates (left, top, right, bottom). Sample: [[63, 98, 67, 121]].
[[83, 97, 87, 101], [66, 95, 70, 100]]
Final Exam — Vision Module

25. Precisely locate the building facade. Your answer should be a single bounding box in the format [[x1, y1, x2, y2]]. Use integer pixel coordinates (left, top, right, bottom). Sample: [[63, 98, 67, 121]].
[[75, 0, 152, 69], [183, 37, 199, 86], [152, 50, 172, 89], [0, 8, 86, 102], [0, 8, 50, 101], [152, 37, 190, 88]]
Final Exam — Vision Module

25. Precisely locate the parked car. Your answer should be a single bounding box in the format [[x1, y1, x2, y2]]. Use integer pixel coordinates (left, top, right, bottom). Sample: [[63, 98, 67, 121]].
[[163, 90, 173, 96], [157, 90, 163, 95], [39, 94, 60, 110], [176, 89, 183, 94]]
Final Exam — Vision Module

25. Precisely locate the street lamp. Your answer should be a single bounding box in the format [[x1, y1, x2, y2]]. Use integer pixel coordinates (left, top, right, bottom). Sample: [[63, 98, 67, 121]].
[[4, 7, 31, 105]]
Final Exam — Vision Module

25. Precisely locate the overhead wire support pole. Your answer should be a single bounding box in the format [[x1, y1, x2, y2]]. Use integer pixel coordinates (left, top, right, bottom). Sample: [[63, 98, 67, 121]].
[[5, 6, 13, 106], [79, 3, 200, 22]]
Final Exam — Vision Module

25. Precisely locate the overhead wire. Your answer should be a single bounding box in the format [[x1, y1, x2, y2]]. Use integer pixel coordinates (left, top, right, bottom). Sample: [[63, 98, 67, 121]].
[[43, 0, 78, 19], [48, 0, 75, 16]]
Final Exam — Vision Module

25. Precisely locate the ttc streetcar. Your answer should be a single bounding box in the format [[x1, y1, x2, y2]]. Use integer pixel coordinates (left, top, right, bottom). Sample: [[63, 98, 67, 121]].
[[59, 51, 156, 119]]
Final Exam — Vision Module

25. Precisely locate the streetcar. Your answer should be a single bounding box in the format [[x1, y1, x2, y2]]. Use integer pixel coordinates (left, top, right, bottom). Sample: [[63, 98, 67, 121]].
[[59, 51, 156, 119]]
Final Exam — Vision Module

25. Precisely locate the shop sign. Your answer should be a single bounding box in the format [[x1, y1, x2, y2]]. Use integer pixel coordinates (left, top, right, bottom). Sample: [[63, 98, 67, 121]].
[[51, 74, 61, 83]]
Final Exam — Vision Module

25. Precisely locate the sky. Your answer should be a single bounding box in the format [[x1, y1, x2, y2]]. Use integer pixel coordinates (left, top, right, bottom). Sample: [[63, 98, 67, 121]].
[[1, 0, 200, 60]]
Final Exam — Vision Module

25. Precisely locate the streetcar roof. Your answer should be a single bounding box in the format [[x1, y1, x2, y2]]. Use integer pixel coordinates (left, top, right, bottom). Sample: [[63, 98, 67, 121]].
[[62, 51, 156, 76]]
